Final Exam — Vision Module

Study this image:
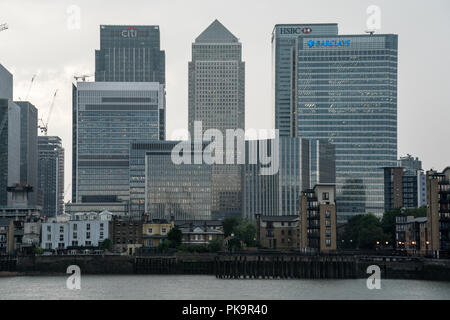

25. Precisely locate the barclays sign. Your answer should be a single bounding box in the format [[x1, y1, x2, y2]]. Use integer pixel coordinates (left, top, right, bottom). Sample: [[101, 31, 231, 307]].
[[307, 39, 351, 48]]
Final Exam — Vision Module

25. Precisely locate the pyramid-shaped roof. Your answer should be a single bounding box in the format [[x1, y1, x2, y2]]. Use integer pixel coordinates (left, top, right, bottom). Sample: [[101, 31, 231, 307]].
[[195, 19, 238, 43]]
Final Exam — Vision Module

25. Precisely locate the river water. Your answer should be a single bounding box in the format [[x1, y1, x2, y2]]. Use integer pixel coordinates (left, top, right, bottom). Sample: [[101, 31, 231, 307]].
[[0, 275, 449, 300]]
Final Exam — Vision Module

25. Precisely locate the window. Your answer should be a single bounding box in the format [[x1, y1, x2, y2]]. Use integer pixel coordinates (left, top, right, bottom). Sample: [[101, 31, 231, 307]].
[[59, 234, 64, 241], [73, 224, 77, 231], [47, 226, 51, 232], [148, 228, 153, 234], [59, 226, 64, 233], [47, 234, 51, 241], [325, 210, 331, 218], [326, 239, 331, 247], [87, 224, 91, 231], [161, 228, 167, 234], [86, 232, 91, 239], [322, 192, 329, 201]]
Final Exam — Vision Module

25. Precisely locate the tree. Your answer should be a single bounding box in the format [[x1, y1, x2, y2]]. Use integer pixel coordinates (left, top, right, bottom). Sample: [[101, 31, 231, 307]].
[[234, 220, 257, 247], [99, 238, 112, 251], [167, 226, 182, 248], [207, 238, 223, 252], [32, 246, 44, 255], [342, 214, 388, 250], [222, 217, 239, 237]]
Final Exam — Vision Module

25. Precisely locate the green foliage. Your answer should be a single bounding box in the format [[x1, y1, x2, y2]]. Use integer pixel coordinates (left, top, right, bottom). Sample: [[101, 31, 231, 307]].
[[167, 226, 182, 247], [157, 239, 175, 253], [342, 214, 388, 250], [222, 217, 239, 237], [234, 220, 257, 247], [207, 238, 223, 252], [99, 238, 112, 251], [32, 246, 44, 255], [177, 243, 209, 253]]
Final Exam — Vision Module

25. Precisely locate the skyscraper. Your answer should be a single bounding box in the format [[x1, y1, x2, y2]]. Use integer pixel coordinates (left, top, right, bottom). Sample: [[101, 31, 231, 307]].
[[0, 65, 20, 206], [15, 101, 38, 205], [0, 64, 13, 100], [271, 24, 338, 136], [188, 20, 245, 219], [72, 82, 165, 206], [144, 141, 212, 220], [95, 25, 166, 140], [0, 99, 20, 206], [295, 34, 398, 222], [38, 136, 64, 217], [95, 25, 165, 84], [243, 137, 335, 220]]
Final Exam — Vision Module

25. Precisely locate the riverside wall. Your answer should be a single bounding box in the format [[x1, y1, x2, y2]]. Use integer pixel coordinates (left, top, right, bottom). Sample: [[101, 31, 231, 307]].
[[1, 253, 449, 280]]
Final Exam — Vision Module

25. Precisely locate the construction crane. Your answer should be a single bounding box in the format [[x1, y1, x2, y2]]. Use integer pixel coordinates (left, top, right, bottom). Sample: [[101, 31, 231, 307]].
[[38, 89, 58, 135], [0, 23, 8, 32], [18, 74, 37, 101], [25, 74, 37, 100], [74, 74, 93, 82]]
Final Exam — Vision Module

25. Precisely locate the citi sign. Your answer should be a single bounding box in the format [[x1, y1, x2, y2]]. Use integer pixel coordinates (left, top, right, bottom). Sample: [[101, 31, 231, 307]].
[[280, 27, 312, 35], [121, 26, 137, 38], [307, 39, 351, 48]]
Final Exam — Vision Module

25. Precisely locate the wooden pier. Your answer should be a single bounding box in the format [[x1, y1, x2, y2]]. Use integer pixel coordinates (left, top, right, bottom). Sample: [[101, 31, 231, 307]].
[[214, 255, 358, 279]]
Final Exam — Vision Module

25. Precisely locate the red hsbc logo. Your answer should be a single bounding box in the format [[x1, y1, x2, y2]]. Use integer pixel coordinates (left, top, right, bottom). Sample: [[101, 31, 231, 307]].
[[301, 27, 312, 34], [280, 27, 313, 35]]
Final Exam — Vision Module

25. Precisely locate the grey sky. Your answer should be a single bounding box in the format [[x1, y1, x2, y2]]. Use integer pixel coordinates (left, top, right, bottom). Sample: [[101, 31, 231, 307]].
[[0, 0, 449, 202]]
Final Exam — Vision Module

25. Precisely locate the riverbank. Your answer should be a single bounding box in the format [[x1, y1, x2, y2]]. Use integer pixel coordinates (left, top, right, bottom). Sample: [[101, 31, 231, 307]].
[[1, 253, 450, 281]]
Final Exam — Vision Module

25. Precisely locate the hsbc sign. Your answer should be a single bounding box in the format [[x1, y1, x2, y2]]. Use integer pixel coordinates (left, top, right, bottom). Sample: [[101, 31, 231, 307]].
[[279, 27, 312, 35]]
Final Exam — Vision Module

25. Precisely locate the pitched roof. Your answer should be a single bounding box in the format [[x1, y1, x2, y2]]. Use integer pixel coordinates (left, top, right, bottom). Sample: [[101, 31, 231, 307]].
[[195, 19, 238, 43]]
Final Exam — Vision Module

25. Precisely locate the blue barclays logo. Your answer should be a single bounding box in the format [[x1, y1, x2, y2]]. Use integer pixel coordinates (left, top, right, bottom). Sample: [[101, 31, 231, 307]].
[[307, 39, 351, 48]]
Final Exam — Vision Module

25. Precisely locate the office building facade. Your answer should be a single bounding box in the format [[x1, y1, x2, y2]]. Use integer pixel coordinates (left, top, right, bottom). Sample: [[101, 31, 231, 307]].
[[243, 137, 335, 219], [188, 20, 245, 219], [95, 25, 166, 140], [95, 25, 165, 84], [38, 136, 64, 217], [145, 141, 212, 221], [15, 101, 38, 205], [72, 82, 165, 207], [0, 64, 13, 100], [295, 34, 398, 221], [271, 24, 338, 136], [0, 99, 20, 206]]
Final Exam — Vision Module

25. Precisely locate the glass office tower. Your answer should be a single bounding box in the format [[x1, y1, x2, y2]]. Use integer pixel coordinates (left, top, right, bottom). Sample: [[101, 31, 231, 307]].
[[243, 137, 335, 220], [145, 141, 212, 220], [95, 25, 166, 140], [188, 20, 245, 219], [38, 136, 64, 216], [0, 99, 20, 206], [72, 82, 164, 207], [271, 24, 338, 136], [15, 101, 38, 205], [95, 25, 165, 84], [295, 34, 398, 222]]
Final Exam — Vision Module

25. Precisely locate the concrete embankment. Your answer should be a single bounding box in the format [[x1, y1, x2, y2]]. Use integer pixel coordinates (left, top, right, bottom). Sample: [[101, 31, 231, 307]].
[[1, 254, 449, 280]]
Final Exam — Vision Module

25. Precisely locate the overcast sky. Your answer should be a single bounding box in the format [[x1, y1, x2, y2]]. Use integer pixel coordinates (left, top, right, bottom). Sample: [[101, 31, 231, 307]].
[[0, 0, 449, 202]]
